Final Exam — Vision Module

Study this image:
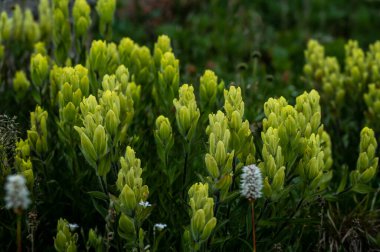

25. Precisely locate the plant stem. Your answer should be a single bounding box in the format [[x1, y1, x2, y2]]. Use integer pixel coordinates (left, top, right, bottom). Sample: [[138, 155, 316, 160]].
[[17, 214, 22, 252], [251, 200, 256, 252], [97, 174, 106, 194], [182, 143, 189, 198], [226, 156, 237, 219]]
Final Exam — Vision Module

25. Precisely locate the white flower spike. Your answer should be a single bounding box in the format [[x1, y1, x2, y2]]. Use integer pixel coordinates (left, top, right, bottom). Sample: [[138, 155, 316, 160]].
[[240, 164, 263, 200], [4, 174, 31, 212]]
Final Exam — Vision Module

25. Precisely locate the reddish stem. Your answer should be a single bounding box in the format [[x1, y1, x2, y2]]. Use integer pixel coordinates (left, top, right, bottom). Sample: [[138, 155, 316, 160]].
[[251, 200, 256, 252]]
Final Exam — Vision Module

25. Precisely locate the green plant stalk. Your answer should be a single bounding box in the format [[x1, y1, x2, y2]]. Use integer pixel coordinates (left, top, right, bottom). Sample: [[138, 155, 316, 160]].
[[226, 156, 237, 219], [182, 142, 190, 198], [17, 213, 22, 252]]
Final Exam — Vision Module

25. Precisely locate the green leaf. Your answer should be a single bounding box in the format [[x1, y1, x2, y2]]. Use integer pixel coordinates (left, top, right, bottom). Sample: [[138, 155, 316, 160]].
[[352, 183, 374, 194], [337, 165, 348, 193], [90, 196, 108, 218], [87, 191, 109, 201]]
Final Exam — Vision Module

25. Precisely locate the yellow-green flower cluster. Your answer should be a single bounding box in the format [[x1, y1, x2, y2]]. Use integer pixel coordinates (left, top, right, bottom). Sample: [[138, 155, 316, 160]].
[[118, 38, 135, 69], [14, 139, 34, 190], [205, 111, 234, 197], [117, 147, 150, 247], [87, 40, 119, 90], [260, 90, 332, 199], [100, 68, 136, 143], [344, 40, 368, 96], [74, 95, 109, 173], [33, 42, 48, 56], [173, 84, 200, 142], [0, 5, 40, 46], [364, 84, 380, 130], [30, 53, 49, 90], [303, 39, 380, 133], [224, 86, 255, 165], [74, 67, 135, 175], [303, 40, 325, 82], [351, 127, 378, 184], [27, 106, 48, 157], [38, 0, 52, 41], [367, 41, 380, 83], [321, 57, 345, 110], [130, 45, 155, 86], [13, 71, 30, 100], [153, 38, 179, 112], [153, 35, 172, 68], [199, 70, 224, 113], [0, 12, 11, 42], [154, 115, 174, 165], [118, 37, 156, 87], [259, 127, 285, 198], [96, 0, 116, 37], [184, 183, 217, 251], [50, 64, 89, 106], [73, 0, 91, 38], [52, 0, 71, 65], [304, 40, 345, 109], [115, 65, 141, 108], [56, 65, 90, 145], [54, 218, 78, 252]]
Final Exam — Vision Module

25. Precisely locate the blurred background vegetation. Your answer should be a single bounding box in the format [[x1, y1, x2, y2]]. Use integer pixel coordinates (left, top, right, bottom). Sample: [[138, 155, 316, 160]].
[[115, 0, 380, 95]]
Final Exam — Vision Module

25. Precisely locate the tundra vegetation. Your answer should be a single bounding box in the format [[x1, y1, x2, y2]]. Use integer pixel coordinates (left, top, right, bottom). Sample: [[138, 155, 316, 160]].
[[0, 1, 379, 251]]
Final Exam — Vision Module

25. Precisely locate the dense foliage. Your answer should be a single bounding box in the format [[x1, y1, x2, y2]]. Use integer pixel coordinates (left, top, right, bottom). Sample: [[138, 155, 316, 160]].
[[0, 1, 380, 251]]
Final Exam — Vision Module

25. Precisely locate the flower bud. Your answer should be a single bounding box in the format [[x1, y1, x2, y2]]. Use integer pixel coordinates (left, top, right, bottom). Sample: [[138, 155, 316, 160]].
[[262, 177, 272, 198], [215, 174, 232, 192], [272, 166, 285, 191], [215, 141, 226, 166], [79, 132, 97, 163], [120, 184, 137, 213], [191, 209, 206, 241], [200, 217, 217, 241], [93, 125, 107, 158], [105, 109, 119, 136], [63, 102, 77, 123], [360, 166, 377, 183], [205, 154, 219, 178]]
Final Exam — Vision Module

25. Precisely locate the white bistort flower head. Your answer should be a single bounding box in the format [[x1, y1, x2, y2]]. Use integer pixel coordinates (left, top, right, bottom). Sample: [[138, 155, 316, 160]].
[[139, 201, 152, 208], [154, 223, 167, 231], [4, 174, 31, 211], [67, 223, 79, 231], [240, 164, 263, 200]]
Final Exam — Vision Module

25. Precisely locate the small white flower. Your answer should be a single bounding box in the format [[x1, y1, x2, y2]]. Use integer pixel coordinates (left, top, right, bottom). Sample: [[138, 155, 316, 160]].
[[154, 223, 167, 231], [4, 174, 31, 211], [67, 223, 79, 231], [240, 164, 263, 200], [139, 201, 151, 208]]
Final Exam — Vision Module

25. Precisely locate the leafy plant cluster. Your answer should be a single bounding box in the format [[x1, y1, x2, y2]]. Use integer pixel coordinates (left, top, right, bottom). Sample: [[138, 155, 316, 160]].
[[0, 1, 379, 251]]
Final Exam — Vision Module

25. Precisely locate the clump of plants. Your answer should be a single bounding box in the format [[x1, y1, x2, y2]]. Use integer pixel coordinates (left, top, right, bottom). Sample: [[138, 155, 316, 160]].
[[0, 1, 379, 251]]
